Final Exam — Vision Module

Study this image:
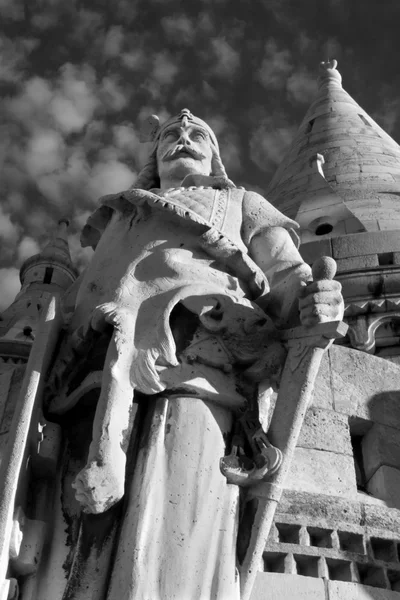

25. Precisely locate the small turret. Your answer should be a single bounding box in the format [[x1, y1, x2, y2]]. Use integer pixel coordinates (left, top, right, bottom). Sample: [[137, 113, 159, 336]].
[[0, 220, 78, 362], [267, 60, 400, 239]]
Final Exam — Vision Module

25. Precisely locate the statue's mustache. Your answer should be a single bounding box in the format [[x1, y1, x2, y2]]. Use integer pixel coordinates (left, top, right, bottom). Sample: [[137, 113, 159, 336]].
[[162, 145, 206, 162]]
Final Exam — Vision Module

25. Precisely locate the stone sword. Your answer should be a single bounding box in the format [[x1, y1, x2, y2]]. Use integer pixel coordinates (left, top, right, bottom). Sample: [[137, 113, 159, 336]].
[[240, 257, 348, 600]]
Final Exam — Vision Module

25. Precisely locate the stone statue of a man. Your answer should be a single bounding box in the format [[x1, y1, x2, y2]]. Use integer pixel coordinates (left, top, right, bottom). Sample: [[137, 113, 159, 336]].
[[68, 109, 343, 599]]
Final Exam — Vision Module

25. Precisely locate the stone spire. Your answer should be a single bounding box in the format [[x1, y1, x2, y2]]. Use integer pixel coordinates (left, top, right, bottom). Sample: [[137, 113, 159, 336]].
[[19, 218, 77, 289], [0, 219, 78, 361], [267, 60, 400, 238]]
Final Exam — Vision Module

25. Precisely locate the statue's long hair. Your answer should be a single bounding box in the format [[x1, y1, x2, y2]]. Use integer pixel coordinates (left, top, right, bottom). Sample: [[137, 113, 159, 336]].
[[131, 141, 230, 191]]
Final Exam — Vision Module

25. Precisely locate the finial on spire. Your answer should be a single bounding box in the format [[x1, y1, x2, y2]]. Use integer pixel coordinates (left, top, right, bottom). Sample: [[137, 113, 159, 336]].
[[55, 218, 70, 242], [318, 58, 342, 89]]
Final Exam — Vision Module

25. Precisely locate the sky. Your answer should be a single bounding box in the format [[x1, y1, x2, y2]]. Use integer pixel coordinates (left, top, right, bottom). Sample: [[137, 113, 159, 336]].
[[1, 0, 400, 309]]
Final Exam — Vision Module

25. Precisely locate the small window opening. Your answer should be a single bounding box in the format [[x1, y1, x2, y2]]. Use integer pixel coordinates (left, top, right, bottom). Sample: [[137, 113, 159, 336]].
[[349, 417, 373, 492], [388, 569, 400, 592], [294, 555, 319, 578], [23, 326, 33, 337], [359, 114, 372, 127], [338, 531, 365, 554], [357, 564, 387, 589], [326, 558, 353, 582], [350, 434, 367, 491], [276, 523, 301, 544], [307, 527, 333, 548], [43, 267, 54, 284], [378, 252, 394, 266], [305, 118, 315, 134], [264, 552, 286, 573], [315, 223, 333, 236], [370, 537, 396, 562]]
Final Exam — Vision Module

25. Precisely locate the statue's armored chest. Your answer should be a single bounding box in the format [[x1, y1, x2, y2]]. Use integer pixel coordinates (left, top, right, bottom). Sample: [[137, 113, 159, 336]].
[[157, 186, 245, 248]]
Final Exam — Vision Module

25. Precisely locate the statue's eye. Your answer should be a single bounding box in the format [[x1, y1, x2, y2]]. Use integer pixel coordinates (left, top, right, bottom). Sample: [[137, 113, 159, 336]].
[[163, 131, 178, 141], [192, 131, 206, 142]]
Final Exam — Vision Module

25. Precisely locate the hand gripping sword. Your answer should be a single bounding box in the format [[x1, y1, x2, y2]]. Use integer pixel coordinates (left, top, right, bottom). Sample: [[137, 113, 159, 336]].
[[237, 257, 348, 600]]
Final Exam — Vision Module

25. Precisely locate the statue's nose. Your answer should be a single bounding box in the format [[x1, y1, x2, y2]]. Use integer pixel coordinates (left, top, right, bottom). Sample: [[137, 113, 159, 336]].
[[177, 132, 191, 146]]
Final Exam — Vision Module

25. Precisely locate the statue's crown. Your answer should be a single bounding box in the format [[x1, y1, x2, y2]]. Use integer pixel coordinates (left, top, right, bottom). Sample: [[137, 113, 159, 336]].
[[139, 108, 219, 150]]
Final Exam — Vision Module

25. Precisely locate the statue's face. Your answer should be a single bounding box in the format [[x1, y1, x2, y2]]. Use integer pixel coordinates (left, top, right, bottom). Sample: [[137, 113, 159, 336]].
[[156, 121, 214, 186]]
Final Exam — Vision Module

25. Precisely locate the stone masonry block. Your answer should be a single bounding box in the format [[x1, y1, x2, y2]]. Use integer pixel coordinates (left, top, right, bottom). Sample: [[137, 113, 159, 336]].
[[363, 498, 400, 531], [332, 231, 400, 259], [367, 465, 400, 509], [300, 239, 333, 265], [362, 423, 400, 480], [278, 491, 362, 527], [328, 346, 400, 429], [378, 219, 400, 231], [251, 573, 326, 600], [328, 580, 400, 599], [336, 254, 379, 271], [297, 408, 352, 455], [286, 448, 358, 498]]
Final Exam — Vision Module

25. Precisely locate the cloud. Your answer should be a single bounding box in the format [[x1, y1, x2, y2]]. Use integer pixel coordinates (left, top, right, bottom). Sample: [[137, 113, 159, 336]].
[[258, 40, 292, 90], [220, 132, 241, 174], [100, 76, 128, 112], [161, 15, 194, 45], [152, 52, 179, 86], [205, 115, 228, 137], [141, 53, 180, 100], [112, 123, 146, 166], [9, 64, 98, 135], [0, 206, 19, 246], [0, 268, 20, 311], [50, 64, 98, 134], [24, 209, 56, 238], [249, 116, 296, 172], [322, 38, 342, 61], [103, 26, 125, 58], [89, 160, 135, 198], [121, 49, 147, 71], [0, 35, 39, 84], [210, 38, 240, 78], [16, 237, 40, 265], [286, 69, 318, 104], [372, 98, 400, 135], [67, 233, 92, 271], [25, 129, 65, 177], [0, 0, 24, 21]]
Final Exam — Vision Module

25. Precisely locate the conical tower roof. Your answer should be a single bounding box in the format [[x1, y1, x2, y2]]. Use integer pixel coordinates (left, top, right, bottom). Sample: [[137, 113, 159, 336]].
[[20, 218, 77, 284], [267, 60, 400, 233]]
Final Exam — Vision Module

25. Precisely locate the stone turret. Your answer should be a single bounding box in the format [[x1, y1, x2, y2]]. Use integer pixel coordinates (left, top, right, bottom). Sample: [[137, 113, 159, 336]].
[[268, 59, 400, 235], [0, 219, 78, 362], [268, 60, 400, 360]]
